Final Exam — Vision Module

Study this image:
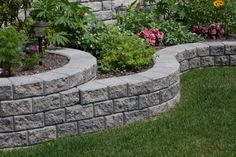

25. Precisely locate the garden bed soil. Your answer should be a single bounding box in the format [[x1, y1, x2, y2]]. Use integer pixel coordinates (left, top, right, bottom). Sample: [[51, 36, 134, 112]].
[[12, 52, 69, 77]]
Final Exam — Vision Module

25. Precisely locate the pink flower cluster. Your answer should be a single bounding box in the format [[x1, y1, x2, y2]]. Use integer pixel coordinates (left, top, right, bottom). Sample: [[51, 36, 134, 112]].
[[138, 28, 164, 46], [31, 45, 39, 53], [192, 23, 224, 39]]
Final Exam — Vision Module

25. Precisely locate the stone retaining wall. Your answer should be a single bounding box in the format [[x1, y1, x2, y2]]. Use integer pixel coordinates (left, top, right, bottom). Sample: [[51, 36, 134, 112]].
[[0, 41, 236, 149]]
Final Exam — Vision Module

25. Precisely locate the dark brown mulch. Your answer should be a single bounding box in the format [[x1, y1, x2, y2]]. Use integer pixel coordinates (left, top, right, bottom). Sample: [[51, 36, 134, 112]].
[[12, 52, 69, 77]]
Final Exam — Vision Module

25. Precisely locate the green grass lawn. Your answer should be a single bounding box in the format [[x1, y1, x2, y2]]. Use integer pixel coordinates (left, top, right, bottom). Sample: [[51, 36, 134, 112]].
[[1, 67, 236, 157]]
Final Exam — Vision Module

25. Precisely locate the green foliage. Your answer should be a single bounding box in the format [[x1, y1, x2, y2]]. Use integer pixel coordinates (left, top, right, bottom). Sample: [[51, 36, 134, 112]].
[[153, 20, 202, 45], [179, 0, 236, 33], [0, 27, 26, 76], [77, 14, 107, 55], [23, 53, 41, 70], [148, 0, 180, 20], [48, 31, 69, 46], [116, 3, 156, 33], [147, 0, 236, 34], [31, 0, 90, 47], [0, 0, 32, 29], [98, 26, 155, 72]]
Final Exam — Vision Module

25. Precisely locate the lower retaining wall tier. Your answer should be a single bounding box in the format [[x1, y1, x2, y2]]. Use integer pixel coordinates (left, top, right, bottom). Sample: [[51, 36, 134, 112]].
[[0, 41, 236, 149]]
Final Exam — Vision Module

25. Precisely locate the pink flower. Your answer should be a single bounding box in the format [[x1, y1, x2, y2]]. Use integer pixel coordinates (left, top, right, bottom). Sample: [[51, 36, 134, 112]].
[[138, 27, 164, 46], [220, 28, 225, 34], [31, 45, 39, 53], [192, 26, 199, 33]]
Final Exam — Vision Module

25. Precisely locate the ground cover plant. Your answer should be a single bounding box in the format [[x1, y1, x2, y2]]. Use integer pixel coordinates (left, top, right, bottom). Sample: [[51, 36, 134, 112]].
[[1, 67, 236, 156]]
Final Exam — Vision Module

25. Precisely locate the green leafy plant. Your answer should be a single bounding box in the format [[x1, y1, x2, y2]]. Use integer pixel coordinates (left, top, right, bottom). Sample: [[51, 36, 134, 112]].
[[153, 20, 202, 45], [77, 14, 107, 55], [98, 26, 155, 72], [31, 0, 91, 48], [23, 53, 41, 70], [0, 27, 26, 76], [116, 1, 156, 33]]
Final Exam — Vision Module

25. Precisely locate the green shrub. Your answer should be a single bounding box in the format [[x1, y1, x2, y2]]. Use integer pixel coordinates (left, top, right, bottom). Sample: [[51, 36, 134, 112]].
[[98, 26, 155, 72], [23, 53, 41, 70], [153, 20, 202, 45], [0, 26, 26, 76]]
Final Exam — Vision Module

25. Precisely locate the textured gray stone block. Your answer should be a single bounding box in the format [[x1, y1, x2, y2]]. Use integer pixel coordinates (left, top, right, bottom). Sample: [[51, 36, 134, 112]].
[[223, 41, 236, 55], [9, 76, 43, 99], [149, 92, 180, 117], [206, 42, 224, 56], [215, 56, 230, 66], [81, 2, 102, 11], [120, 75, 153, 96], [124, 109, 149, 124], [60, 88, 80, 107], [230, 55, 236, 65], [14, 113, 44, 131], [114, 97, 139, 113], [57, 122, 78, 137], [78, 117, 105, 133], [139, 91, 160, 109], [28, 126, 56, 145], [51, 68, 84, 88], [201, 56, 215, 67], [78, 81, 108, 104], [138, 71, 169, 91], [45, 109, 65, 125], [180, 60, 189, 72], [0, 98, 32, 116], [160, 82, 179, 103], [0, 117, 14, 132], [33, 72, 70, 95], [0, 78, 12, 100], [0, 131, 27, 148], [94, 100, 113, 116], [105, 113, 123, 128], [190, 43, 210, 57], [33, 94, 60, 112], [66, 104, 93, 121], [175, 51, 185, 62], [94, 10, 113, 20], [183, 46, 197, 59], [102, 1, 112, 10], [189, 57, 201, 69], [96, 77, 128, 99]]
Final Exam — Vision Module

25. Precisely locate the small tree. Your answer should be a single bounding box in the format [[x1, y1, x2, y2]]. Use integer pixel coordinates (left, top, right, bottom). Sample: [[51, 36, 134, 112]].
[[0, 27, 26, 76]]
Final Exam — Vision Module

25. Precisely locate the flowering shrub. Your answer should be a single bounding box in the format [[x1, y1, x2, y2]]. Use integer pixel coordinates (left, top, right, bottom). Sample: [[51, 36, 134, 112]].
[[192, 23, 225, 39], [138, 28, 164, 46]]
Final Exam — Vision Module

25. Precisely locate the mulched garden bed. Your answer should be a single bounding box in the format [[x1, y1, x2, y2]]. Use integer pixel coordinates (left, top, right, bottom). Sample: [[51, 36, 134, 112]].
[[11, 52, 69, 77]]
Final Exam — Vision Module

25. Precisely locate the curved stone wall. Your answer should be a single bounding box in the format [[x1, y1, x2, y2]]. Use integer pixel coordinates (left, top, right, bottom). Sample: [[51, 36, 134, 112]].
[[0, 48, 97, 101], [0, 41, 235, 149]]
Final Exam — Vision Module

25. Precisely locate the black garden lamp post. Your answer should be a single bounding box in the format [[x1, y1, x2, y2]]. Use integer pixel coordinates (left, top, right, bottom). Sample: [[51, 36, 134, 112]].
[[32, 21, 49, 54]]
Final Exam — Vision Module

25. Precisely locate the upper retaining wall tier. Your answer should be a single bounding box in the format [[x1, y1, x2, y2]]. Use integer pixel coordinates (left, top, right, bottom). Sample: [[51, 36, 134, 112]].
[[0, 41, 236, 149], [0, 48, 97, 101]]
